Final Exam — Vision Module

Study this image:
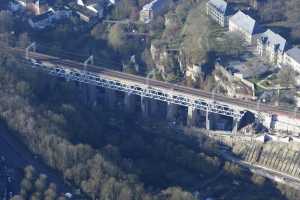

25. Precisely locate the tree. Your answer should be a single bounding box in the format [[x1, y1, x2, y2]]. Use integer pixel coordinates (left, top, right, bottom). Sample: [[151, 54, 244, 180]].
[[57, 197, 67, 200], [34, 174, 48, 192], [17, 32, 31, 48], [214, 32, 246, 57], [181, 2, 210, 64], [175, 2, 193, 23], [91, 23, 106, 40], [224, 162, 242, 176], [21, 178, 33, 193], [44, 186, 57, 200], [112, 0, 137, 19], [108, 24, 126, 51], [119, 184, 133, 200], [0, 32, 13, 45], [11, 195, 24, 200], [54, 0, 65, 7], [161, 187, 196, 200], [0, 10, 14, 33], [251, 174, 266, 186], [24, 165, 36, 181], [30, 193, 42, 200], [278, 66, 296, 87]]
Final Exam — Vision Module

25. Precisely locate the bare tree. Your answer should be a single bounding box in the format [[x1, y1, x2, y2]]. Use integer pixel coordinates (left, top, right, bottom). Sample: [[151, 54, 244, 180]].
[[278, 66, 296, 87], [108, 24, 126, 51], [0, 10, 14, 33]]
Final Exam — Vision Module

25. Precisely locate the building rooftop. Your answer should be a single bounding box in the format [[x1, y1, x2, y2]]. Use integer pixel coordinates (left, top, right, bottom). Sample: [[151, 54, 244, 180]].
[[69, 2, 98, 18], [260, 29, 287, 52], [35, 0, 48, 4], [230, 10, 258, 35], [80, 0, 99, 5], [286, 47, 300, 64], [16, 0, 32, 3], [30, 9, 54, 23], [142, 0, 166, 11], [207, 0, 231, 15]]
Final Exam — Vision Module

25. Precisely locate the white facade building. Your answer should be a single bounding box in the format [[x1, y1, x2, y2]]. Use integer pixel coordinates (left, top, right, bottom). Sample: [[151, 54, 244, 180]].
[[140, 0, 170, 23], [257, 29, 287, 64], [229, 10, 258, 44], [284, 47, 300, 73], [206, 0, 232, 27]]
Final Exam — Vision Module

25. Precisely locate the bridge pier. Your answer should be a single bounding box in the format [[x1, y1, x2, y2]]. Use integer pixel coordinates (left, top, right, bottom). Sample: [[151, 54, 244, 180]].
[[141, 96, 151, 118], [105, 88, 117, 108], [206, 108, 210, 130], [232, 118, 239, 134], [124, 93, 136, 113], [22, 48, 266, 134], [150, 99, 159, 116], [79, 83, 97, 106], [167, 103, 177, 122], [187, 106, 198, 127], [87, 85, 97, 106], [141, 97, 162, 118]]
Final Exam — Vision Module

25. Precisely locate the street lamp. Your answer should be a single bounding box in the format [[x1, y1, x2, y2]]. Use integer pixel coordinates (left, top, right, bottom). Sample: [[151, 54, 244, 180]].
[[84, 55, 94, 73], [26, 42, 36, 60]]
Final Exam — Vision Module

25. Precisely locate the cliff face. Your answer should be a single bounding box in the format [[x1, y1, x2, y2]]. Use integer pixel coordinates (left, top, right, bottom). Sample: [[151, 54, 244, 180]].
[[185, 63, 202, 81], [150, 43, 169, 74]]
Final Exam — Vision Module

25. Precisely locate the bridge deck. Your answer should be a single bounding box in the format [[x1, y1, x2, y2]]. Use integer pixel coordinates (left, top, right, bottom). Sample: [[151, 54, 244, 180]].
[[6, 46, 300, 120]]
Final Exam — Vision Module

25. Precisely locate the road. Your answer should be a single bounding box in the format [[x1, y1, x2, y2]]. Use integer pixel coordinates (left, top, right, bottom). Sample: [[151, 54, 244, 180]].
[[5, 46, 300, 119], [0, 122, 72, 197]]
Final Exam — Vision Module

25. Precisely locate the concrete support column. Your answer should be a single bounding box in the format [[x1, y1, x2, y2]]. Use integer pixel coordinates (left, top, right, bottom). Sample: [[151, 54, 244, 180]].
[[206, 108, 210, 130], [167, 103, 177, 121], [87, 84, 97, 106], [105, 88, 117, 108], [232, 118, 239, 134], [187, 106, 198, 127], [78, 83, 97, 106], [141, 96, 150, 118], [150, 100, 159, 116], [124, 93, 136, 113], [78, 83, 86, 104]]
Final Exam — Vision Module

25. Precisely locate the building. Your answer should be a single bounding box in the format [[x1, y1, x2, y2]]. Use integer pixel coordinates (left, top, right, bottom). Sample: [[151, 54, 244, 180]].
[[140, 0, 170, 23], [257, 29, 287, 64], [284, 47, 300, 73], [229, 10, 259, 44], [28, 9, 54, 29], [68, 3, 98, 23], [28, 9, 71, 29], [206, 0, 232, 27], [8, 0, 26, 12], [68, 0, 106, 23], [11, 0, 48, 15], [250, 0, 267, 10], [77, 0, 105, 17], [15, 0, 34, 7], [32, 0, 49, 15]]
